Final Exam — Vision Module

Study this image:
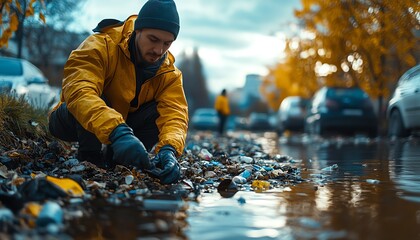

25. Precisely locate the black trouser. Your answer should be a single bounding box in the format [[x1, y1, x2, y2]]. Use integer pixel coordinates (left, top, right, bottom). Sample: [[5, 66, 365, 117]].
[[48, 101, 160, 154], [218, 112, 227, 134]]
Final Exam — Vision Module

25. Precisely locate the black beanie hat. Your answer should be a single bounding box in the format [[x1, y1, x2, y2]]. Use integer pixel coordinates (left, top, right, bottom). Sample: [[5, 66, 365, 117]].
[[134, 0, 180, 39]]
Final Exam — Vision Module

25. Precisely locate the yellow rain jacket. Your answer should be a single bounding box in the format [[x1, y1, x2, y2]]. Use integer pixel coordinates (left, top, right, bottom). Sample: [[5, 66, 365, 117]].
[[51, 15, 188, 156], [214, 95, 230, 116]]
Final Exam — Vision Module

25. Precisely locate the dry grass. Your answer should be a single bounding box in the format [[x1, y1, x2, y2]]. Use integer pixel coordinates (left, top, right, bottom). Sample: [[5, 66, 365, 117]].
[[0, 93, 52, 149]]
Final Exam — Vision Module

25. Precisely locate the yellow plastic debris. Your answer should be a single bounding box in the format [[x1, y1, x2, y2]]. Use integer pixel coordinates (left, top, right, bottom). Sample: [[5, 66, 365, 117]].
[[20, 202, 42, 228], [46, 176, 85, 197], [251, 180, 270, 193]]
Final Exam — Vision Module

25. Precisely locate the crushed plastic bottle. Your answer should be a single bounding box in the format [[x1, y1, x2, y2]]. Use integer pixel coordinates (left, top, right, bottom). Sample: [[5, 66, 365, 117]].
[[321, 164, 339, 172], [232, 169, 252, 184], [198, 148, 213, 160], [36, 201, 63, 227], [232, 176, 247, 184], [239, 156, 253, 163], [239, 169, 252, 179], [366, 179, 380, 184], [230, 155, 253, 163]]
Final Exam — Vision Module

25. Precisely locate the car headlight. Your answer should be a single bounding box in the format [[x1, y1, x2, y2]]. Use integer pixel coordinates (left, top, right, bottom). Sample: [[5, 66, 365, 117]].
[[15, 85, 29, 96]]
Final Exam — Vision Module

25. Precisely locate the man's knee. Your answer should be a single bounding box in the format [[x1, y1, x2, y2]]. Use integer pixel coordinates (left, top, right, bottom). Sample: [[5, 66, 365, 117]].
[[48, 103, 78, 141]]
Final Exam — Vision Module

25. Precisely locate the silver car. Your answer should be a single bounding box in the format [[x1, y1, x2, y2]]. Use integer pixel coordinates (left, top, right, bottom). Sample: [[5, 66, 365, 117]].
[[0, 56, 58, 109], [190, 108, 220, 131], [277, 96, 309, 133], [387, 64, 420, 137]]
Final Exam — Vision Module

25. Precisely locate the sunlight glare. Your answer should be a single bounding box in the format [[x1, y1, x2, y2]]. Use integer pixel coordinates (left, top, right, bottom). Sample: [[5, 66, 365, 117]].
[[246, 228, 281, 238], [315, 185, 332, 211]]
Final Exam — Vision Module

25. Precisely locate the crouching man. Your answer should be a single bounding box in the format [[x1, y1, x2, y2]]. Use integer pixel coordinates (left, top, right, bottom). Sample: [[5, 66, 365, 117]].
[[48, 0, 188, 184]]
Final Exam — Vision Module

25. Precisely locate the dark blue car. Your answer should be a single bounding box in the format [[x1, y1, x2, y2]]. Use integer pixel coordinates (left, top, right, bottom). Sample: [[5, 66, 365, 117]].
[[305, 86, 378, 137]]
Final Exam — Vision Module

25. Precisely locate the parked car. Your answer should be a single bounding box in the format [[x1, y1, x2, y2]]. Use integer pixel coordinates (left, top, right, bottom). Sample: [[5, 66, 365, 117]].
[[190, 108, 220, 131], [0, 56, 58, 109], [247, 112, 271, 131], [387, 64, 420, 137], [277, 96, 309, 133], [305, 86, 378, 137], [234, 116, 248, 130]]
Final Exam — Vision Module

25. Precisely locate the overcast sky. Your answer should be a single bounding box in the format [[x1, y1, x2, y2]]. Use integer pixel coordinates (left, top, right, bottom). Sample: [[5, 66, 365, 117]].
[[74, 0, 303, 94]]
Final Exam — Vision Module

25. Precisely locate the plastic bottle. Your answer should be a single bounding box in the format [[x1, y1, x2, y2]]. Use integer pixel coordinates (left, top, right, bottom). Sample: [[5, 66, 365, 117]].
[[232, 169, 252, 184], [198, 148, 213, 160], [36, 201, 63, 227], [239, 169, 252, 179], [0, 208, 14, 222], [239, 156, 253, 163]]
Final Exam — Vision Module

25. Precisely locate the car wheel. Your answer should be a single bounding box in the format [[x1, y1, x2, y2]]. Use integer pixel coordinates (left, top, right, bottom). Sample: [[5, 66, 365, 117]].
[[388, 110, 409, 138], [368, 127, 378, 138]]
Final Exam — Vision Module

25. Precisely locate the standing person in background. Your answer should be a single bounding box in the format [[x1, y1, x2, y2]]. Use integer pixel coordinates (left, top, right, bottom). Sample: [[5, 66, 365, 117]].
[[214, 89, 230, 135], [48, 0, 188, 184]]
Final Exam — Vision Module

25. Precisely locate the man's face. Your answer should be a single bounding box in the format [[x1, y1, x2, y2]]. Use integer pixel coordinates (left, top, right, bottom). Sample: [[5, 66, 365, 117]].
[[135, 28, 175, 64]]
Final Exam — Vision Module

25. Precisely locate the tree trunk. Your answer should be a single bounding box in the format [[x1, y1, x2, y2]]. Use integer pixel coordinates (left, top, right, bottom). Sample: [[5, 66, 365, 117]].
[[16, 0, 27, 59], [16, 20, 24, 58]]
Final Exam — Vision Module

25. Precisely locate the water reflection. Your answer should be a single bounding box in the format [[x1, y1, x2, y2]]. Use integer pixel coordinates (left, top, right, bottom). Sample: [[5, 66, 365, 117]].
[[191, 133, 420, 240], [186, 191, 294, 240], [68, 198, 187, 239], [389, 140, 420, 202], [274, 135, 420, 240]]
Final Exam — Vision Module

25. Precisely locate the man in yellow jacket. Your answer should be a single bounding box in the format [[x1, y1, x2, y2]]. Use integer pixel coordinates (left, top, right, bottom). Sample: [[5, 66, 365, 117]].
[[214, 89, 230, 135], [48, 0, 188, 184]]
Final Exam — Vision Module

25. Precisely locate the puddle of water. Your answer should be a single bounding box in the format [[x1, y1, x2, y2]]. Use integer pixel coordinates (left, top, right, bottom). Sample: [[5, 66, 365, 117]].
[[185, 134, 420, 240], [65, 133, 420, 240], [186, 191, 294, 240]]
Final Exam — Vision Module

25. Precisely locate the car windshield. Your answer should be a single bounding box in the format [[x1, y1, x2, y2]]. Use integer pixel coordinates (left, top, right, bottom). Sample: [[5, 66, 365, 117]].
[[250, 114, 267, 120], [0, 58, 23, 76], [290, 101, 300, 107]]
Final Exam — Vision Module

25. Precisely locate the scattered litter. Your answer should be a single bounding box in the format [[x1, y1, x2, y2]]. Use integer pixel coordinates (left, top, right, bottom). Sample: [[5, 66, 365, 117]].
[[124, 174, 134, 185], [36, 201, 63, 227], [0, 131, 307, 237], [237, 196, 246, 205], [198, 148, 213, 160], [251, 180, 270, 192], [366, 179, 380, 184], [321, 164, 339, 172], [143, 196, 185, 211]]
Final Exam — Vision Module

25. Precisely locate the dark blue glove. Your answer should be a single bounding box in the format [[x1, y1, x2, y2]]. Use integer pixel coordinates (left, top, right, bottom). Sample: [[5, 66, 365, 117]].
[[147, 145, 180, 184], [109, 124, 151, 170]]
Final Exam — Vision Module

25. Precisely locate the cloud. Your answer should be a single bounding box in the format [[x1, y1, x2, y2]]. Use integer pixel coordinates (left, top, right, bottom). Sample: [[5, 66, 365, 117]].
[[74, 0, 302, 93]]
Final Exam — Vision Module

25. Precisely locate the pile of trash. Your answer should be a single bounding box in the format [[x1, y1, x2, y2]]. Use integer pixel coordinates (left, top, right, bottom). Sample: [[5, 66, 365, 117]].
[[0, 131, 305, 238]]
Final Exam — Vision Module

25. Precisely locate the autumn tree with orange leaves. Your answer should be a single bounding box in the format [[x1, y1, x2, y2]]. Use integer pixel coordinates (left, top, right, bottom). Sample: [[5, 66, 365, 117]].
[[261, 36, 320, 111], [262, 0, 419, 118], [0, 0, 45, 56]]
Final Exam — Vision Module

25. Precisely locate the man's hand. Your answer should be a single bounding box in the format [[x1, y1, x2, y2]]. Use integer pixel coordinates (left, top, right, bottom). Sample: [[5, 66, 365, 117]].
[[147, 145, 180, 184], [109, 124, 151, 170]]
